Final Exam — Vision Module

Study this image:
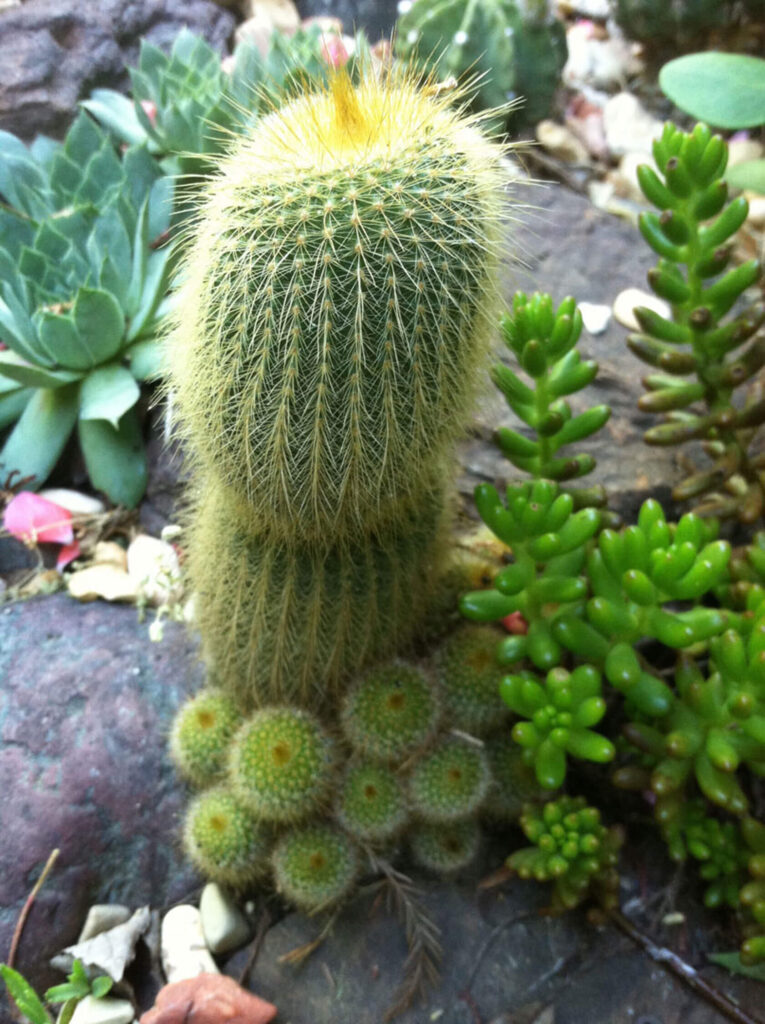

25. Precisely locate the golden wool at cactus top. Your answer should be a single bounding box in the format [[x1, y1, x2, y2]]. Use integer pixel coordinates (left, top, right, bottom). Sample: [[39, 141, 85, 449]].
[[169, 69, 508, 541]]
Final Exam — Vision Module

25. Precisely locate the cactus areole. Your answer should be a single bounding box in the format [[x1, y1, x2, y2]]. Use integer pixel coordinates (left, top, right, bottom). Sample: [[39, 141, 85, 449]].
[[170, 69, 506, 540]]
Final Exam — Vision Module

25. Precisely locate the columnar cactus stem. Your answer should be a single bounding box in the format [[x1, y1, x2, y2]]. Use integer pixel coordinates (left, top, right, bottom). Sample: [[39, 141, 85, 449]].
[[169, 67, 507, 704]]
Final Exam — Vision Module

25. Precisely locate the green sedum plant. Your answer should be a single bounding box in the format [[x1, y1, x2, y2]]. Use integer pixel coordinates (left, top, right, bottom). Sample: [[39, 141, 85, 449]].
[[509, 797, 622, 911], [462, 284, 765, 959], [501, 664, 614, 789], [633, 121, 765, 521], [0, 113, 173, 504], [494, 292, 610, 507]]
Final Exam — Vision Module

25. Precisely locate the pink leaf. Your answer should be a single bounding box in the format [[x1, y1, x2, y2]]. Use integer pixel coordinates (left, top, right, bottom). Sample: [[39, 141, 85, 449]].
[[56, 539, 81, 571], [4, 491, 74, 545]]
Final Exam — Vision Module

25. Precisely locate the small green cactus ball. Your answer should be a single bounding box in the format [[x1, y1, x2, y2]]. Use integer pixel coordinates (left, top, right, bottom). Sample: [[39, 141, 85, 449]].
[[410, 819, 481, 874], [335, 761, 408, 844], [184, 786, 269, 886], [169, 689, 240, 787], [435, 623, 507, 735], [341, 662, 439, 763], [408, 735, 490, 823], [230, 707, 334, 822], [484, 732, 547, 822], [272, 823, 359, 913]]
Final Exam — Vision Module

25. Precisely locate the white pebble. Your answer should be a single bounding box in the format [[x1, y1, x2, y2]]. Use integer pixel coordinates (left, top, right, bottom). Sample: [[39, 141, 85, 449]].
[[200, 883, 251, 955], [39, 489, 105, 516], [69, 995, 134, 1024], [78, 905, 131, 943], [578, 302, 612, 335], [613, 288, 671, 333], [161, 905, 219, 984]]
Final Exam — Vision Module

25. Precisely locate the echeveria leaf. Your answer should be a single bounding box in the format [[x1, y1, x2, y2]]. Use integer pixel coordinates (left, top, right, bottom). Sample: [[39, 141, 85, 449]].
[[0, 387, 31, 430], [72, 287, 125, 366], [79, 363, 140, 427], [0, 351, 80, 389], [0, 294, 44, 365], [126, 247, 171, 341], [81, 89, 150, 147], [660, 53, 765, 129], [78, 406, 147, 507], [0, 384, 78, 489], [37, 311, 94, 372], [726, 159, 765, 196], [127, 337, 164, 381]]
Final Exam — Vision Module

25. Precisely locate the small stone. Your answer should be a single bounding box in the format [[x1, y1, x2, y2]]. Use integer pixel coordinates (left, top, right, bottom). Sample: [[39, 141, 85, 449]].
[[605, 151, 655, 204], [563, 25, 643, 91], [92, 542, 129, 572], [126, 535, 182, 606], [236, 0, 300, 49], [603, 93, 663, 159], [161, 905, 219, 984], [67, 565, 138, 603], [578, 302, 611, 335], [613, 288, 671, 333], [746, 195, 765, 229], [728, 139, 765, 168], [78, 905, 131, 943], [38, 489, 106, 516], [199, 883, 251, 955], [536, 120, 590, 165], [70, 994, 135, 1024]]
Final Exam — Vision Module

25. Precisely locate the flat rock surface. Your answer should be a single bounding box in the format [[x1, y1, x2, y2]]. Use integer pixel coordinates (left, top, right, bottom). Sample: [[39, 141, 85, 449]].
[[228, 877, 763, 1024], [0, 0, 236, 140], [0, 593, 203, 988], [458, 180, 678, 525]]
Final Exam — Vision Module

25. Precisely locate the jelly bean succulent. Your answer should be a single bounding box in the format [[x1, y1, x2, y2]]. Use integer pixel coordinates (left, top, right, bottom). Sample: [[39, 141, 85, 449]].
[[0, 113, 172, 504], [501, 664, 614, 789], [493, 292, 610, 508], [509, 797, 622, 912], [631, 122, 765, 522], [461, 283, 765, 959], [395, 0, 567, 128]]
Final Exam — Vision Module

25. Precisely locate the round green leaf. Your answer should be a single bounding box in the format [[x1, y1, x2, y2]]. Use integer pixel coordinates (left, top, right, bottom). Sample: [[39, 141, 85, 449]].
[[72, 287, 126, 366], [660, 53, 765, 129], [726, 159, 765, 196]]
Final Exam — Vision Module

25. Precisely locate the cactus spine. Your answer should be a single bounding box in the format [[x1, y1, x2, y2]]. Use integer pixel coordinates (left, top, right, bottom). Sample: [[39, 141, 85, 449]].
[[169, 67, 506, 706]]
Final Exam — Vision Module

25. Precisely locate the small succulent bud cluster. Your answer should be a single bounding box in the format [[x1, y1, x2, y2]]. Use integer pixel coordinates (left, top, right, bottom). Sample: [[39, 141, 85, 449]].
[[508, 797, 622, 912]]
